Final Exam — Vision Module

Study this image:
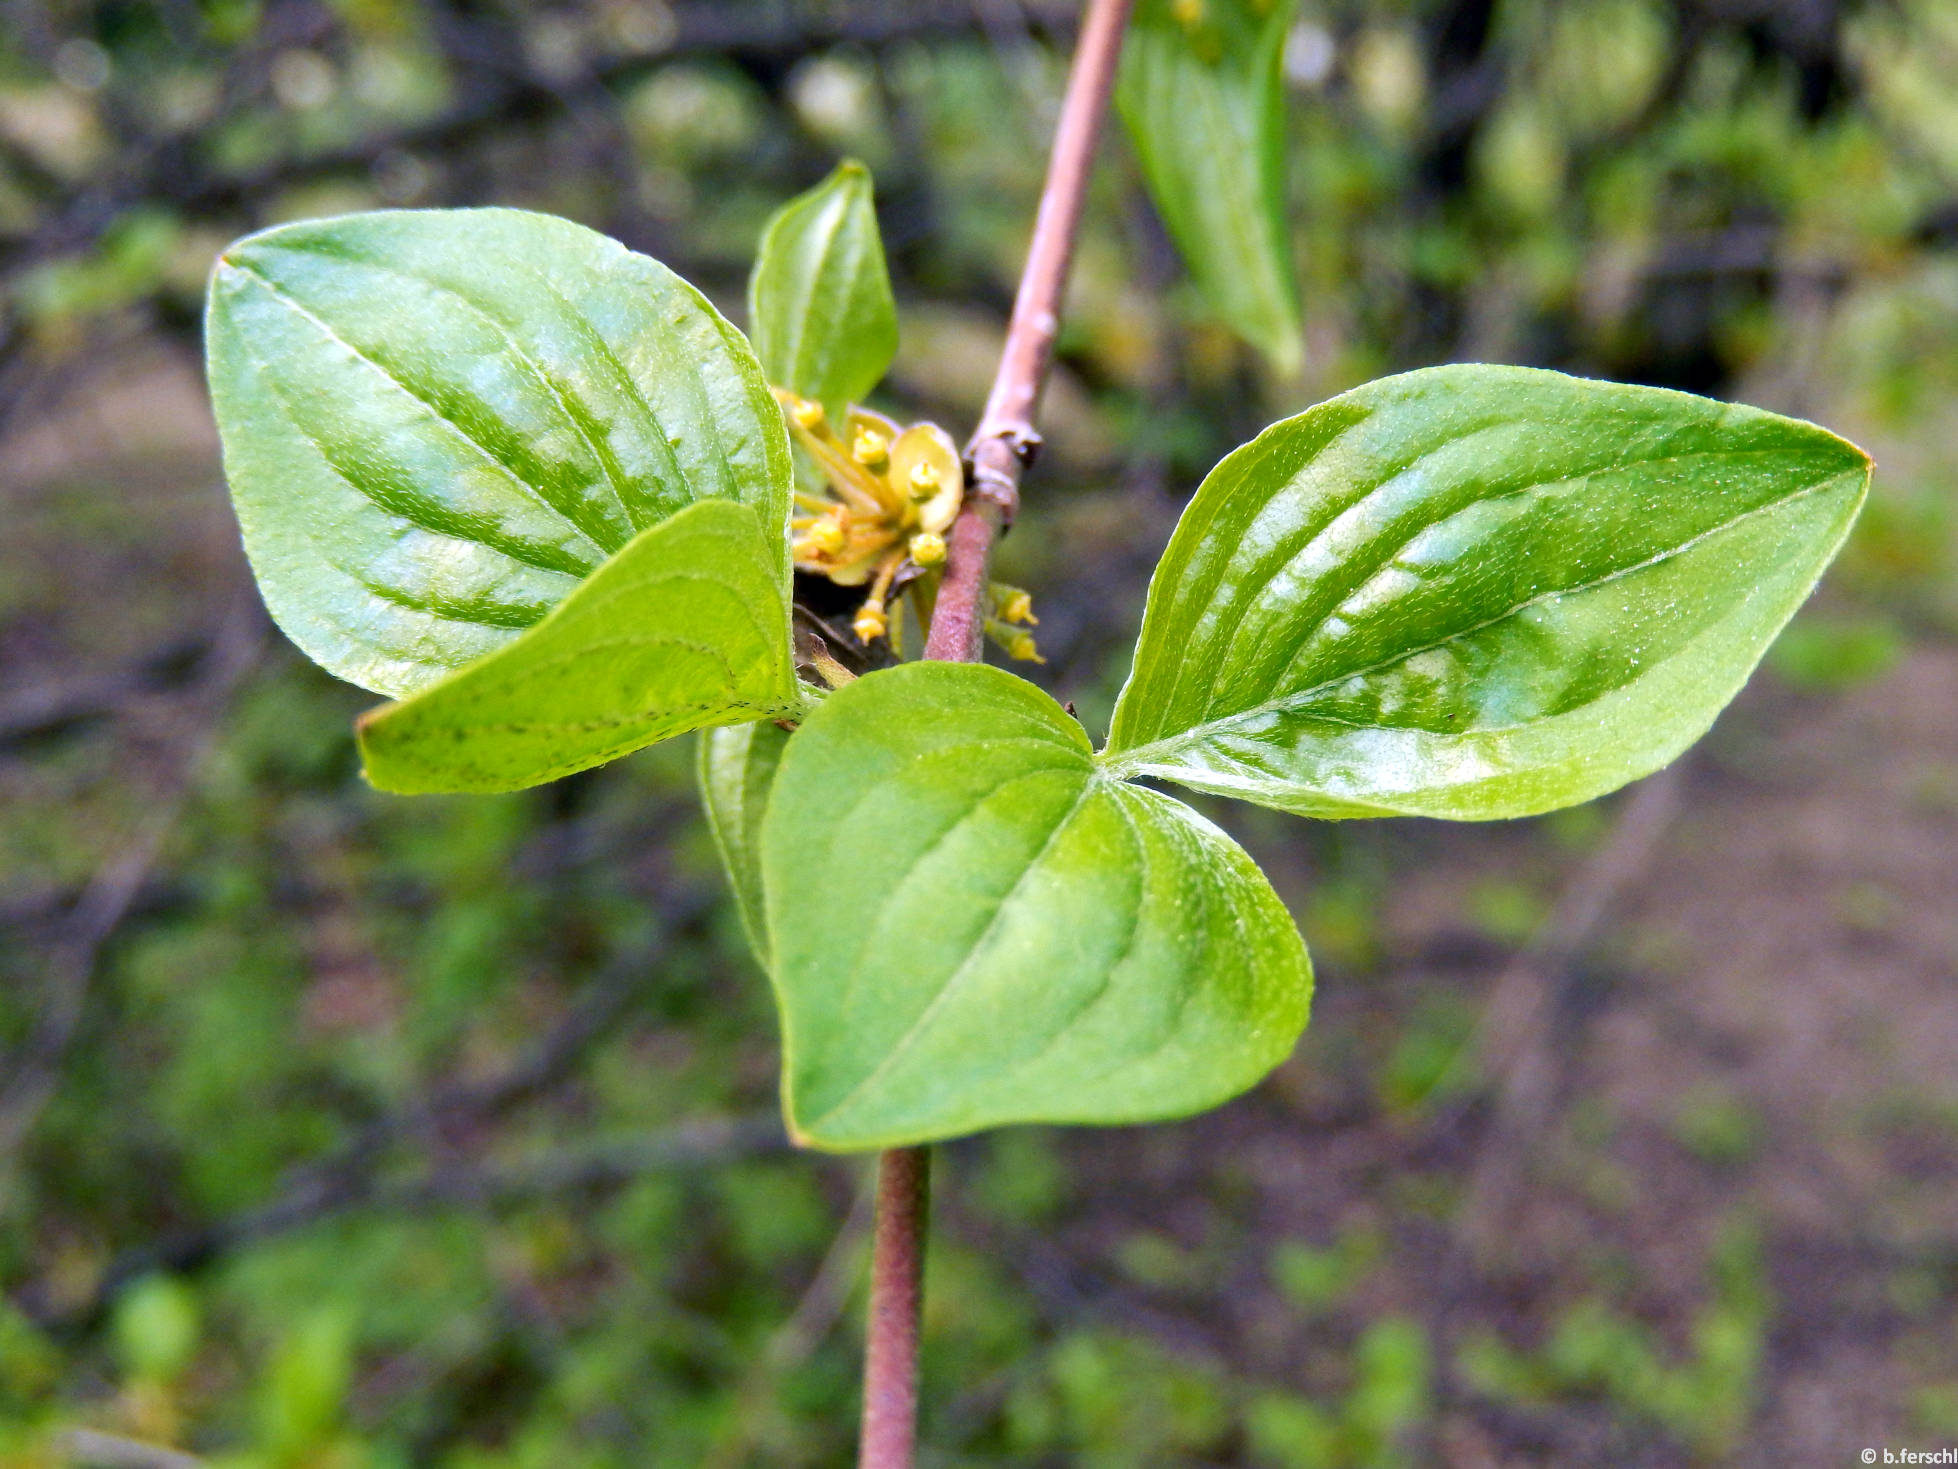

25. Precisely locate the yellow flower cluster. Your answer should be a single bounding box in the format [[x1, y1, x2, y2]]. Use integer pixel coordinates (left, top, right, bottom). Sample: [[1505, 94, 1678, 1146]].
[[780, 389, 1040, 661]]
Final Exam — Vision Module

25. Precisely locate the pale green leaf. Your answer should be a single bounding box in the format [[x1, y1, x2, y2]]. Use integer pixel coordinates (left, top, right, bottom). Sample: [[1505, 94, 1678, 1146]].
[[699, 717, 793, 966], [358, 500, 801, 794], [207, 207, 791, 699], [1102, 365, 1871, 819], [748, 161, 898, 413], [764, 662, 1311, 1152], [1119, 0, 1303, 370]]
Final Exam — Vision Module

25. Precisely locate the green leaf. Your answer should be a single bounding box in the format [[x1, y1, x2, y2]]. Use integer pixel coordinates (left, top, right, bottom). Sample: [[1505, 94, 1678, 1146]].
[[1119, 0, 1303, 371], [747, 161, 898, 413], [699, 716, 793, 966], [207, 207, 791, 699], [1103, 365, 1871, 820], [358, 500, 801, 794], [763, 662, 1311, 1151]]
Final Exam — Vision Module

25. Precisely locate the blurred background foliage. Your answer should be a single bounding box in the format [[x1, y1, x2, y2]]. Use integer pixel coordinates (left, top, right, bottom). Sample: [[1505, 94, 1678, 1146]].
[[2, 0, 1957, 1465]]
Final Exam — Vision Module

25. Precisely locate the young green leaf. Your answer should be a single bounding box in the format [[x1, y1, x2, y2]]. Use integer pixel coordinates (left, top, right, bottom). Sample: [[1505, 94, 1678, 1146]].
[[763, 662, 1311, 1152], [358, 500, 801, 794], [1118, 0, 1303, 371], [207, 207, 791, 698], [699, 716, 793, 966], [748, 161, 898, 415], [1102, 366, 1871, 820]]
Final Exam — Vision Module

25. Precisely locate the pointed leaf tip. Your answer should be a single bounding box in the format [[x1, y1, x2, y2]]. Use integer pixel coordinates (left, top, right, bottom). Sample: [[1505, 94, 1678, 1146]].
[[1104, 365, 1870, 820]]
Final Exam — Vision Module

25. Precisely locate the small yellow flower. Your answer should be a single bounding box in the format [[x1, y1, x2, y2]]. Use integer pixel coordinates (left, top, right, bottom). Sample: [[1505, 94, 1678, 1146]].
[[993, 585, 1037, 625], [804, 516, 847, 556], [985, 616, 1044, 663], [777, 388, 969, 646], [852, 426, 890, 468], [853, 604, 888, 643]]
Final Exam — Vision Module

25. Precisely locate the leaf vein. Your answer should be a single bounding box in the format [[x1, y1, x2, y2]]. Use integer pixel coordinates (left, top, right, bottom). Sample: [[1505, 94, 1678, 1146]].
[[1110, 467, 1856, 770]]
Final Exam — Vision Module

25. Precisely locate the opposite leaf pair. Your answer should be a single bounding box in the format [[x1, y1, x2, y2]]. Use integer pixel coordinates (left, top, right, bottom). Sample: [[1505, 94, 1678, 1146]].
[[709, 367, 1869, 1148], [207, 182, 1868, 1155]]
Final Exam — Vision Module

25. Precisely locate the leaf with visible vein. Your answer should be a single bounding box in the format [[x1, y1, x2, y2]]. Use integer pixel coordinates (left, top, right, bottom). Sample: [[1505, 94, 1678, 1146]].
[[207, 207, 791, 698], [748, 161, 898, 415], [1102, 365, 1871, 820], [1119, 0, 1303, 370], [359, 500, 802, 794], [764, 662, 1311, 1151]]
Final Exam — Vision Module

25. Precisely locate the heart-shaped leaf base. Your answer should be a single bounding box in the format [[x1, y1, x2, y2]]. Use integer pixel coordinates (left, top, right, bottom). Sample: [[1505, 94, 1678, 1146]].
[[762, 662, 1312, 1151]]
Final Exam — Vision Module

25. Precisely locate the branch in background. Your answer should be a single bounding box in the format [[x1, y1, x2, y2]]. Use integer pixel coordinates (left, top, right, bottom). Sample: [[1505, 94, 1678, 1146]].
[[38, 892, 733, 1328], [376, 1113, 790, 1213], [0, 592, 266, 1159], [1450, 763, 1688, 1260], [0, 636, 222, 746], [56, 1111, 786, 1326], [702, 1174, 878, 1469], [0, 2, 1083, 440], [56, 1429, 204, 1469], [4, 1, 1080, 288]]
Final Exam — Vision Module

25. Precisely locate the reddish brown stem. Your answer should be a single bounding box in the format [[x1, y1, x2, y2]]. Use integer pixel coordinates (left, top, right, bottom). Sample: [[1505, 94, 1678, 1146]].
[[923, 0, 1135, 662], [857, 2, 1134, 1465], [857, 1146, 931, 1469]]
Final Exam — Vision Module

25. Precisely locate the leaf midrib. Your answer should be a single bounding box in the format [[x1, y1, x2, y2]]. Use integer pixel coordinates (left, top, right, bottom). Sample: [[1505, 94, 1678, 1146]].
[[1178, 433, 1832, 739], [786, 191, 856, 394], [801, 764, 1101, 1135], [1102, 466, 1859, 773], [331, 252, 650, 546], [224, 259, 612, 565]]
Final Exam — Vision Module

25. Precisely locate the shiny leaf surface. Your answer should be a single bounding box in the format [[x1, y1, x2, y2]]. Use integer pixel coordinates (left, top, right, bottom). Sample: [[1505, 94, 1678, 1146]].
[[1118, 0, 1303, 370], [207, 207, 791, 698], [747, 161, 898, 415], [1103, 366, 1870, 819], [764, 662, 1311, 1151], [358, 501, 801, 794]]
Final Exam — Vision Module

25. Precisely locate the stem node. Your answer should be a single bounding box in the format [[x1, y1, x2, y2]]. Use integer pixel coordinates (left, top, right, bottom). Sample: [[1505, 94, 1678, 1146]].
[[856, 3, 1134, 1462]]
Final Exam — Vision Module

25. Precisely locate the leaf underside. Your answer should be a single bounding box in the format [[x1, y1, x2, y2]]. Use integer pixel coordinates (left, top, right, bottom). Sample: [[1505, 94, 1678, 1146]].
[[747, 160, 899, 415], [763, 662, 1312, 1152], [358, 500, 801, 795], [699, 717, 793, 967], [207, 207, 791, 699], [1119, 0, 1304, 370], [1103, 364, 1871, 820]]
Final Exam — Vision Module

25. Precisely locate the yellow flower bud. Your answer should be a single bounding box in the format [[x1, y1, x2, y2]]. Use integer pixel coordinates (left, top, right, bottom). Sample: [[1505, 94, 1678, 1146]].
[[985, 615, 1044, 663], [851, 427, 890, 468], [789, 397, 825, 431], [907, 460, 941, 500], [853, 604, 888, 643], [997, 588, 1036, 625], [809, 516, 847, 555], [908, 531, 946, 567]]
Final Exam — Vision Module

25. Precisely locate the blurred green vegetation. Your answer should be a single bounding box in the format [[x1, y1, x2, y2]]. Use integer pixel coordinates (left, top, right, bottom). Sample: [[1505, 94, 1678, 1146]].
[[1460, 1220, 1770, 1460], [5, 1, 1958, 1465]]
